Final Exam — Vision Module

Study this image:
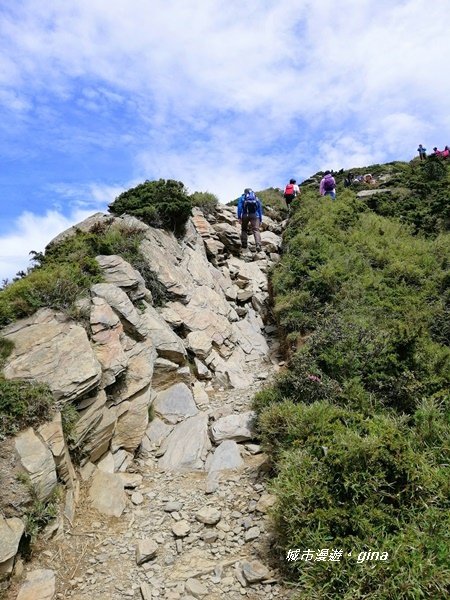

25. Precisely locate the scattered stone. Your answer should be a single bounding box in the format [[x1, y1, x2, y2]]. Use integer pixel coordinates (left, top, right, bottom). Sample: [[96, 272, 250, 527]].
[[185, 578, 208, 598], [244, 527, 260, 542], [255, 493, 276, 514], [136, 539, 158, 565], [164, 501, 184, 513], [131, 491, 144, 505], [172, 520, 191, 538], [195, 507, 221, 525], [241, 560, 270, 584], [140, 582, 153, 600]]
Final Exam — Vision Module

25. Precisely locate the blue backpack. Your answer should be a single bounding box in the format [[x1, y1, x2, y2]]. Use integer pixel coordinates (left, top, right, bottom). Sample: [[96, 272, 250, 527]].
[[243, 190, 258, 215]]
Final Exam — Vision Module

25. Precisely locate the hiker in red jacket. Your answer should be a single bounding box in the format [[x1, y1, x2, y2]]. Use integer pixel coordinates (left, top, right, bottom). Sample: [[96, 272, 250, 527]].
[[283, 178, 300, 208]]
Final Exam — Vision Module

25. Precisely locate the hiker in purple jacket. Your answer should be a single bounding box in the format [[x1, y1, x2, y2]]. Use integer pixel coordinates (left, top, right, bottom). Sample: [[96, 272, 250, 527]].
[[320, 171, 336, 200]]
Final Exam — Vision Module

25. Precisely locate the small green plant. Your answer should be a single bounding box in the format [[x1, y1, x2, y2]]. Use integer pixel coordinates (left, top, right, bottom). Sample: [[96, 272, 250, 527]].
[[0, 336, 14, 369], [18, 475, 60, 545], [60, 402, 79, 445], [0, 377, 55, 440], [190, 191, 219, 216]]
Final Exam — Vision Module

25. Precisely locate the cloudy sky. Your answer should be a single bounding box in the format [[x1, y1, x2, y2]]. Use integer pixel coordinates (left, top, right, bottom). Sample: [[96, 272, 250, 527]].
[[1, 0, 449, 280]]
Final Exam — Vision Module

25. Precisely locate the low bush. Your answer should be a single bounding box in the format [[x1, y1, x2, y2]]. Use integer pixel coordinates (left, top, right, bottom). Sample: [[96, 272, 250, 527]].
[[190, 191, 219, 216], [0, 377, 55, 440], [256, 174, 450, 598], [109, 179, 192, 235], [0, 221, 161, 326]]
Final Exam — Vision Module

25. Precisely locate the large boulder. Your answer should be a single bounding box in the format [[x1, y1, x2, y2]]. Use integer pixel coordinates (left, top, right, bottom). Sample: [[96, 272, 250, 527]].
[[209, 411, 256, 443], [158, 413, 210, 471], [153, 383, 198, 424], [2, 309, 101, 402], [139, 228, 193, 301]]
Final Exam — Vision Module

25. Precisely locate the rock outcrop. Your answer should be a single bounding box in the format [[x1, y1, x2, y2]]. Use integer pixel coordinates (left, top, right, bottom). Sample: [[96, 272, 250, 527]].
[[0, 202, 284, 588]]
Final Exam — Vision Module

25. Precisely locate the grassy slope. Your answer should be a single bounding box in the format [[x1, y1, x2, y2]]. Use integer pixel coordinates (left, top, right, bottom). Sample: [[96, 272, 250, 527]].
[[255, 158, 450, 599]]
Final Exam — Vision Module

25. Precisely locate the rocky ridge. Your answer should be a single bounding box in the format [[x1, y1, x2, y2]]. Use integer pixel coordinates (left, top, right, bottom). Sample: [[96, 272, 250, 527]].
[[0, 204, 291, 599]]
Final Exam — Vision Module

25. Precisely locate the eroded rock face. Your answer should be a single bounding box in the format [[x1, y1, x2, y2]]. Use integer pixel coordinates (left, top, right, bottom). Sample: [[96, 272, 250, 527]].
[[14, 428, 57, 501], [95, 255, 147, 301], [2, 309, 102, 402]]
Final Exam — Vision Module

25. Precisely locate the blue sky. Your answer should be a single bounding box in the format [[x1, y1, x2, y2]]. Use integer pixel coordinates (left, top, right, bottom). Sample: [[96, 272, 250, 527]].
[[1, 0, 450, 280]]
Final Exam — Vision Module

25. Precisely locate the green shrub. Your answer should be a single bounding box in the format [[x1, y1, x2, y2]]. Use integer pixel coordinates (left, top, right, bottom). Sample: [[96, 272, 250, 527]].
[[258, 173, 450, 598], [0, 377, 55, 439], [190, 191, 219, 216], [269, 408, 450, 599], [0, 337, 14, 369], [109, 179, 192, 235], [0, 221, 160, 326]]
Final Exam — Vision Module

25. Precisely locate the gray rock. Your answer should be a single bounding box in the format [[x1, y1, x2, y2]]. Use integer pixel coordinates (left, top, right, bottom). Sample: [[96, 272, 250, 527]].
[[91, 283, 148, 339], [153, 383, 198, 425], [95, 254, 147, 301], [0, 516, 24, 576], [241, 560, 270, 584], [205, 440, 243, 472], [209, 411, 256, 443], [112, 385, 152, 452], [256, 493, 277, 513], [244, 526, 260, 542], [38, 412, 77, 489], [158, 414, 210, 471], [141, 304, 187, 365], [90, 297, 128, 387], [136, 539, 158, 565], [163, 501, 184, 513], [16, 568, 56, 600], [89, 470, 126, 517], [172, 520, 191, 538], [2, 309, 101, 402], [185, 578, 208, 598], [15, 428, 57, 501], [195, 507, 221, 525]]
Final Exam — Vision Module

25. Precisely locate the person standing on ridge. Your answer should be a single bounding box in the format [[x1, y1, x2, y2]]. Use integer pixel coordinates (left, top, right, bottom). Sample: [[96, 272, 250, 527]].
[[417, 144, 427, 161], [319, 171, 336, 200], [237, 188, 263, 252], [283, 178, 300, 209]]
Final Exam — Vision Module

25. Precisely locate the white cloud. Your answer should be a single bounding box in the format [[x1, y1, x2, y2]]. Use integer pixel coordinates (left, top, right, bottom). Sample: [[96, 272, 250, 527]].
[[0, 208, 99, 282], [1, 0, 450, 273]]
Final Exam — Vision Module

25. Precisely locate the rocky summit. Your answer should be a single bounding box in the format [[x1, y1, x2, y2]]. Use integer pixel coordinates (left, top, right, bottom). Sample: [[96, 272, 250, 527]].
[[0, 204, 293, 599]]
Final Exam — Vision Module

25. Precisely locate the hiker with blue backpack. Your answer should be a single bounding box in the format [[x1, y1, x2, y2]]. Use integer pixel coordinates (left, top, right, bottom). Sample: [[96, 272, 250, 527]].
[[237, 188, 263, 252], [319, 171, 336, 200]]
